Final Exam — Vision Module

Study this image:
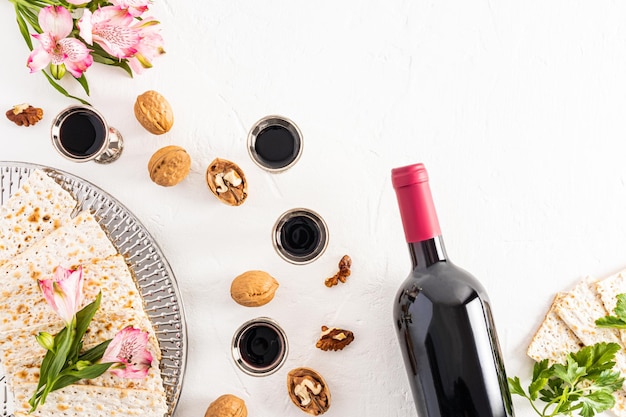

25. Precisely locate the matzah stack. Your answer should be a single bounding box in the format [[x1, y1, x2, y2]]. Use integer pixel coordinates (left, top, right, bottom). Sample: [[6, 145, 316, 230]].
[[527, 271, 626, 417], [0, 169, 168, 417], [0, 169, 76, 267]]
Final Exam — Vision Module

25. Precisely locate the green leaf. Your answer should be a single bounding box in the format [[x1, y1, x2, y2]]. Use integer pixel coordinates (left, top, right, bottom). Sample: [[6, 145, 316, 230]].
[[571, 342, 620, 378], [595, 316, 626, 329], [67, 362, 113, 381], [51, 363, 113, 391], [69, 292, 101, 362], [595, 293, 626, 329], [552, 357, 586, 387], [79, 339, 111, 363], [528, 359, 551, 400], [74, 73, 90, 96], [46, 320, 74, 382], [14, 8, 33, 50], [507, 376, 527, 397], [48, 374, 81, 392], [579, 391, 615, 417], [117, 60, 134, 78], [595, 369, 625, 392], [92, 54, 118, 65], [614, 293, 626, 319], [41, 70, 91, 105], [17, 5, 42, 34]]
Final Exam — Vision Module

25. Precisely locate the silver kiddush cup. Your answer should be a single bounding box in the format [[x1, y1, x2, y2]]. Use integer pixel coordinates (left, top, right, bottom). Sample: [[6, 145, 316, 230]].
[[51, 105, 123, 164]]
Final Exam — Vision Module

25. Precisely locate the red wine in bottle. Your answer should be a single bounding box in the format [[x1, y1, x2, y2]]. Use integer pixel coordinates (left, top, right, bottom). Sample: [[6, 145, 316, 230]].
[[391, 163, 514, 417]]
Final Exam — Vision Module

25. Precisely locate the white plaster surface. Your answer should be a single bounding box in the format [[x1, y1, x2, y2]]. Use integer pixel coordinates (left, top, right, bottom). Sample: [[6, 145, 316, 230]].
[[2, 1, 626, 416]]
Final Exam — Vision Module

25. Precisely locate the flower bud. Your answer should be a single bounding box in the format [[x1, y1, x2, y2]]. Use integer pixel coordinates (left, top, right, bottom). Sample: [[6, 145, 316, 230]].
[[36, 332, 55, 351], [50, 63, 66, 80], [75, 360, 91, 371]]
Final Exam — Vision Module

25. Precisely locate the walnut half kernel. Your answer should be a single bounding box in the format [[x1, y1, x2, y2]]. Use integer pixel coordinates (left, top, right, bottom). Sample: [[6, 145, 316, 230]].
[[287, 367, 331, 415], [6, 103, 43, 127], [315, 326, 355, 351], [206, 158, 248, 206]]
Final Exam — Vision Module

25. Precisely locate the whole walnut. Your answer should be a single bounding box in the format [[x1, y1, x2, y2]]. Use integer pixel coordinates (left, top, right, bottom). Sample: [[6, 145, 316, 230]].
[[134, 90, 174, 134], [148, 145, 191, 187], [204, 394, 247, 417]]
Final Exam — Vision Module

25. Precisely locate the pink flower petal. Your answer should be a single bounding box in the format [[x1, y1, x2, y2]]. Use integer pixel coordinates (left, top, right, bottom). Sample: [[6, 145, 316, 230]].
[[109, 0, 151, 17], [27, 46, 52, 73], [77, 9, 94, 45], [38, 6, 73, 40], [102, 326, 153, 379], [38, 265, 84, 324]]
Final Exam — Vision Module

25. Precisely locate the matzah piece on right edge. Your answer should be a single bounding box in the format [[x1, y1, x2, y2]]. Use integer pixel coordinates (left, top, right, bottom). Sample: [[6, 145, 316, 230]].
[[527, 293, 584, 364], [554, 276, 622, 347], [555, 276, 626, 393], [595, 270, 626, 346]]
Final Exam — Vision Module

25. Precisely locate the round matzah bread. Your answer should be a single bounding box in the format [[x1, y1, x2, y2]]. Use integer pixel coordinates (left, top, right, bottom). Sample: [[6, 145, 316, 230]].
[[0, 169, 76, 266]]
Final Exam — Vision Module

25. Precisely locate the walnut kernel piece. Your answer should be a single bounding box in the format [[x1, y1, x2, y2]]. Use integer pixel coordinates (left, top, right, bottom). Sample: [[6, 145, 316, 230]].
[[324, 255, 352, 287], [148, 145, 191, 187], [6, 104, 43, 127], [134, 90, 174, 134], [206, 158, 248, 206], [316, 326, 355, 351], [204, 394, 247, 417], [287, 368, 331, 415]]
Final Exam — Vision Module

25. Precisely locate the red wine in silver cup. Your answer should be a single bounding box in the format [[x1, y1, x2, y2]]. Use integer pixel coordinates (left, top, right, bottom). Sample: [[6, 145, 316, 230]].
[[51, 106, 123, 163], [247, 115, 303, 172], [231, 317, 288, 376]]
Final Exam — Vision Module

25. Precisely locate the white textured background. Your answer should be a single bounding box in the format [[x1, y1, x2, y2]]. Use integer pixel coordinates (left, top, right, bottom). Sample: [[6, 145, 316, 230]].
[[3, 1, 626, 416]]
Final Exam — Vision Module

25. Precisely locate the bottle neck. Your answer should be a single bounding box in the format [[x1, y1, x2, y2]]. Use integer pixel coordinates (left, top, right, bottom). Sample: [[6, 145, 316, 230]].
[[408, 235, 447, 269], [392, 163, 442, 243]]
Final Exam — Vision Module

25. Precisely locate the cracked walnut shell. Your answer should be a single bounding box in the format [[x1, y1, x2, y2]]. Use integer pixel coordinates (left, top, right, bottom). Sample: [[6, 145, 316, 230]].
[[134, 90, 174, 134], [206, 158, 248, 206], [230, 270, 279, 307], [204, 394, 247, 417], [287, 367, 331, 415], [316, 326, 355, 351], [148, 145, 191, 187], [6, 104, 43, 127]]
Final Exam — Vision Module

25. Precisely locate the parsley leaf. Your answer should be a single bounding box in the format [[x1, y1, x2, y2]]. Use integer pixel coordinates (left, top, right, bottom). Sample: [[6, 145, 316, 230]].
[[507, 342, 624, 417], [596, 293, 626, 329]]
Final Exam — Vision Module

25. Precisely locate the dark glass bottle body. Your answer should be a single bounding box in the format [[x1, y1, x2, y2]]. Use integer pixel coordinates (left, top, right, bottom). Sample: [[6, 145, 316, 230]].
[[392, 163, 514, 417]]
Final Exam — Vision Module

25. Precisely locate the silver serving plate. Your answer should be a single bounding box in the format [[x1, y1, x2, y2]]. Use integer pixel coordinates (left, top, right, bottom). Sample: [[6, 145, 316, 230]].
[[0, 162, 187, 417]]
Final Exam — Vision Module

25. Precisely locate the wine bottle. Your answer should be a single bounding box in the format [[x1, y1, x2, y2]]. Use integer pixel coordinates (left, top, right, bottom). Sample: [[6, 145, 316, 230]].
[[391, 163, 514, 417]]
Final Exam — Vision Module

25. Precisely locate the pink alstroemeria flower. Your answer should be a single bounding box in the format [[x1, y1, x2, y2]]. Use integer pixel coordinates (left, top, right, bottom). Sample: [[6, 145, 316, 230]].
[[127, 17, 164, 74], [38, 265, 84, 325], [27, 6, 93, 78], [78, 6, 140, 59], [109, 0, 151, 18], [101, 326, 152, 379]]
